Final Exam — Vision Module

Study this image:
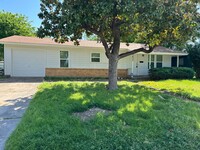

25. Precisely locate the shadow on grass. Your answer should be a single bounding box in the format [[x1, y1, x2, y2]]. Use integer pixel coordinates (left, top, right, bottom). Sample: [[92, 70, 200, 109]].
[[32, 82, 161, 127], [5, 82, 200, 150]]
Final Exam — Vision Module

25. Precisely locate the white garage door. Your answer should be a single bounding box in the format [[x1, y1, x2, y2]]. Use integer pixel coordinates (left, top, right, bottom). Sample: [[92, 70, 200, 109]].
[[12, 49, 46, 77]]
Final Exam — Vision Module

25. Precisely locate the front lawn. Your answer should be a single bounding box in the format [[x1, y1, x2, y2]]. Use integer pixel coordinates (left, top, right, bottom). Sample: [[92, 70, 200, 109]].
[[140, 79, 200, 101], [6, 82, 200, 150]]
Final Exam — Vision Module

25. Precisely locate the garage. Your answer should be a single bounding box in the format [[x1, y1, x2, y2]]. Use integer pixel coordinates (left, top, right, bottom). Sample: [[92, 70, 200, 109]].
[[12, 49, 46, 77]]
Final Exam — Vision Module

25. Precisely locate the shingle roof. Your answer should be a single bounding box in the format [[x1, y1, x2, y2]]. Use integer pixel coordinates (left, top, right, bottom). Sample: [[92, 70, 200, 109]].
[[0, 35, 144, 49], [0, 35, 186, 54], [152, 46, 184, 53]]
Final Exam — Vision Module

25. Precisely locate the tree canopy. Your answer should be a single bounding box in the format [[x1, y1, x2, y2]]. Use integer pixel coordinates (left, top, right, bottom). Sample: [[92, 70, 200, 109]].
[[38, 0, 199, 46], [0, 11, 35, 60], [38, 0, 199, 90]]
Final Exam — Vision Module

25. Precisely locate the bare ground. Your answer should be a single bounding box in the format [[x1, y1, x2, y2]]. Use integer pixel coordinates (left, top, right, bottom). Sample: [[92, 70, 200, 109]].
[[73, 107, 112, 121]]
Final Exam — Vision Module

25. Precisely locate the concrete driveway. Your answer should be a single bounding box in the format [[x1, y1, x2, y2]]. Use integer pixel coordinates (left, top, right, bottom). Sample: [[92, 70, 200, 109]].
[[0, 78, 43, 150]]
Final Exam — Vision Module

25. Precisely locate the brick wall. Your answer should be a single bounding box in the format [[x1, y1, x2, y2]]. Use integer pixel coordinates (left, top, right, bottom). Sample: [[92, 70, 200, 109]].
[[46, 68, 128, 78]]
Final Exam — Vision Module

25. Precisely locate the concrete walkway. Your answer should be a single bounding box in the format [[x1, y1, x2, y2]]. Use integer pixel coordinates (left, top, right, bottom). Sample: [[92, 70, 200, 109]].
[[0, 78, 42, 150]]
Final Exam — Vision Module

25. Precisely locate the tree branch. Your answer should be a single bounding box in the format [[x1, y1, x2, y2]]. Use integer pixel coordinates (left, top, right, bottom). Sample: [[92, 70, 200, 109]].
[[83, 25, 100, 36], [83, 24, 111, 58], [101, 37, 111, 58], [109, 43, 114, 51], [118, 46, 155, 60]]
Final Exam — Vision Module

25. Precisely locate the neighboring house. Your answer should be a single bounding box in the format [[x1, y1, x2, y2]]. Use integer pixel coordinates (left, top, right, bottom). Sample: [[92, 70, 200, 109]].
[[0, 35, 188, 78]]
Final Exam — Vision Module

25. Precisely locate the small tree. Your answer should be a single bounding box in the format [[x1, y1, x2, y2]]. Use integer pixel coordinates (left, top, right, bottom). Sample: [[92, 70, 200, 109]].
[[38, 0, 199, 90], [187, 43, 200, 79], [0, 11, 35, 60]]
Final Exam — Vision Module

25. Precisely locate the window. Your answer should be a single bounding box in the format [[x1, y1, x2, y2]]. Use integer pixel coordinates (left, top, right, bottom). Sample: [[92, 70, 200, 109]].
[[148, 55, 155, 69], [148, 55, 163, 69], [156, 55, 163, 68], [60, 51, 69, 67], [91, 53, 100, 62]]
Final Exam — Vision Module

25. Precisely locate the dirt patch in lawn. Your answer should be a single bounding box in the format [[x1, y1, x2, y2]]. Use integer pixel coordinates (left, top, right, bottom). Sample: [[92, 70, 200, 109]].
[[73, 107, 112, 121]]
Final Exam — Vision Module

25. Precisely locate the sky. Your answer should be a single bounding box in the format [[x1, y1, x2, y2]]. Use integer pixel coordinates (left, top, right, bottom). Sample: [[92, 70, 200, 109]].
[[0, 0, 41, 28]]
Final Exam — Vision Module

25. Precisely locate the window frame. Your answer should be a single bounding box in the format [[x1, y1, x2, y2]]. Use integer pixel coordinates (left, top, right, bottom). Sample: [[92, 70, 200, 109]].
[[60, 51, 69, 68], [148, 55, 163, 69], [148, 55, 155, 69], [91, 52, 101, 63], [156, 55, 163, 68]]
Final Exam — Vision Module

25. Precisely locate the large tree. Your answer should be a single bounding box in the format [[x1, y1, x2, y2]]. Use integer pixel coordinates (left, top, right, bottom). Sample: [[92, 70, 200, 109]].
[[187, 43, 200, 79], [38, 0, 199, 90], [0, 11, 35, 60]]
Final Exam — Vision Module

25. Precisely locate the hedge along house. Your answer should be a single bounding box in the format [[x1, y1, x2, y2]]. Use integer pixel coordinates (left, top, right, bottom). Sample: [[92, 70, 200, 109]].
[[0, 35, 188, 78]]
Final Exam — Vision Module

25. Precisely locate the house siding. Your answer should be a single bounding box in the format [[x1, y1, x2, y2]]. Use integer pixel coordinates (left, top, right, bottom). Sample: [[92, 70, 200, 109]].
[[46, 49, 60, 68], [70, 47, 108, 69]]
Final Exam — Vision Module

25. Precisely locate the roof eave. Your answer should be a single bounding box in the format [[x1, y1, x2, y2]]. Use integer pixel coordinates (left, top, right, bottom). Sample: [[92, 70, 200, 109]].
[[150, 52, 188, 55], [0, 41, 107, 50], [136, 51, 187, 55]]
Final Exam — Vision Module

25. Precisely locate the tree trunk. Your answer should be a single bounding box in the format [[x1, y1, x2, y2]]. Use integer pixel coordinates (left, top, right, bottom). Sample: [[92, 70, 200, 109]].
[[108, 54, 118, 90]]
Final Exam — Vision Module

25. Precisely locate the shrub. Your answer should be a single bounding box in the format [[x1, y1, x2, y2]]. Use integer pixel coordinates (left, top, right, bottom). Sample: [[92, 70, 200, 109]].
[[149, 67, 194, 80]]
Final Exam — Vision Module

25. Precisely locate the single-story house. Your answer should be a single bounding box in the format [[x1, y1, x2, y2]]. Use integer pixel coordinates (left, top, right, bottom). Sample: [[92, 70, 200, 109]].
[[0, 35, 188, 78]]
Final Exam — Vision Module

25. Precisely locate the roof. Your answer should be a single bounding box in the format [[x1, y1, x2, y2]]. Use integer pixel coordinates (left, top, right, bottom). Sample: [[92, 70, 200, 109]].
[[152, 46, 184, 54], [0, 35, 143, 49], [0, 35, 186, 55]]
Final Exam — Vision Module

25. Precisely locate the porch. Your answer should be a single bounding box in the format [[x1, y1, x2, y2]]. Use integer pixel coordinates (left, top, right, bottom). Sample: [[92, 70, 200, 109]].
[[127, 53, 189, 76]]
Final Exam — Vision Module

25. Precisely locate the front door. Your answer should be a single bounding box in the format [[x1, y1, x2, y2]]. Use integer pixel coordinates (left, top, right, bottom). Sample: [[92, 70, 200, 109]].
[[136, 54, 149, 75]]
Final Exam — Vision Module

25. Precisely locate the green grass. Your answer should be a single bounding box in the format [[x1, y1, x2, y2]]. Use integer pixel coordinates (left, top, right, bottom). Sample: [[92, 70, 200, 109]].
[[6, 81, 200, 150], [140, 79, 200, 101]]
